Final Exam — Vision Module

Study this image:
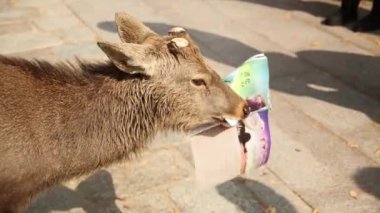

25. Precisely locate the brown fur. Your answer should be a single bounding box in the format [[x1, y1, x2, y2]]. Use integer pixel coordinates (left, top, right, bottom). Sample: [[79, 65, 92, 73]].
[[0, 13, 247, 212]]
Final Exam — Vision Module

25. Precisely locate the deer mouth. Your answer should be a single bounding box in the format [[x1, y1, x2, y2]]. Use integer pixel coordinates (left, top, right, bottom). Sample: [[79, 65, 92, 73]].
[[212, 116, 240, 127]]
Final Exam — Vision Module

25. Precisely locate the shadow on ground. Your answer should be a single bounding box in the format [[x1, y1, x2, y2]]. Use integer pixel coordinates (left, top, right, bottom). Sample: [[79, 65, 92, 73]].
[[353, 167, 380, 200], [97, 21, 380, 123], [216, 177, 297, 213], [239, 0, 380, 35], [25, 170, 121, 213]]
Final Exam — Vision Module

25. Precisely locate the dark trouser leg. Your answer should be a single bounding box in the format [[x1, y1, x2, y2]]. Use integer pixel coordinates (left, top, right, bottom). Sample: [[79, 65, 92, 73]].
[[322, 0, 360, 25], [353, 0, 380, 32]]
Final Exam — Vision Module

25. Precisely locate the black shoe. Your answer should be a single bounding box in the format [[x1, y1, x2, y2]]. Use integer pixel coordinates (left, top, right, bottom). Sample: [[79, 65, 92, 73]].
[[322, 10, 358, 26], [352, 14, 380, 32]]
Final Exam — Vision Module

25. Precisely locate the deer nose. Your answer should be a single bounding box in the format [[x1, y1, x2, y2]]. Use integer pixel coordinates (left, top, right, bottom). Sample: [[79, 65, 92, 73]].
[[243, 103, 250, 118]]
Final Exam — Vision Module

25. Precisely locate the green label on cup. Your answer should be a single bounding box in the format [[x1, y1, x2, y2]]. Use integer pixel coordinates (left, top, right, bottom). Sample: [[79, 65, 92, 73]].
[[225, 54, 270, 109]]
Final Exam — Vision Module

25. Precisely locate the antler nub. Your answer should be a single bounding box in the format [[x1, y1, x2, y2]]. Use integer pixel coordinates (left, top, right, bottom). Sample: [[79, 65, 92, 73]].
[[170, 37, 189, 48]]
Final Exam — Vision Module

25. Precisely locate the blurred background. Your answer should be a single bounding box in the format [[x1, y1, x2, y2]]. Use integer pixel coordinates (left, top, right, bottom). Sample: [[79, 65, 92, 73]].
[[0, 0, 379, 212]]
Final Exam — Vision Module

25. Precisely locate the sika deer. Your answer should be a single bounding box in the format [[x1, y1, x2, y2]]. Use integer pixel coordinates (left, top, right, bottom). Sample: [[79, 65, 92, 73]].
[[0, 12, 249, 212]]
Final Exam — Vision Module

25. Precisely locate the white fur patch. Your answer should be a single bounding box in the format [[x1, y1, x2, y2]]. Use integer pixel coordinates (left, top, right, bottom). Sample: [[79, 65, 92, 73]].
[[169, 27, 186, 33], [171, 37, 189, 47], [225, 118, 239, 127]]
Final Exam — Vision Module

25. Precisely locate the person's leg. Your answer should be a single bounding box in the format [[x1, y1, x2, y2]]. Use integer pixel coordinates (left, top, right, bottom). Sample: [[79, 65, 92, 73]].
[[353, 0, 380, 32], [322, 0, 360, 26]]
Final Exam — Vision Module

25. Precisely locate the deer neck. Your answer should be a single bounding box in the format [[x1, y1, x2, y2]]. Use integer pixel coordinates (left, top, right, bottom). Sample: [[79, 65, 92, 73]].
[[51, 78, 190, 177]]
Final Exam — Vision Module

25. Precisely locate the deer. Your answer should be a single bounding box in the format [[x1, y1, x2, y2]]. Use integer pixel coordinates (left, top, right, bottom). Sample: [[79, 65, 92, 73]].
[[0, 12, 249, 212]]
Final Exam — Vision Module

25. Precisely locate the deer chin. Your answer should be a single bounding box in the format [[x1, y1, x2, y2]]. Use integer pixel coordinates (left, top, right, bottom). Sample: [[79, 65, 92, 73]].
[[186, 119, 218, 135]]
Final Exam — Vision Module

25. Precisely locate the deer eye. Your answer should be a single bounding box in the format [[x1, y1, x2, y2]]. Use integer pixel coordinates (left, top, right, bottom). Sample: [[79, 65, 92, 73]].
[[191, 78, 206, 87]]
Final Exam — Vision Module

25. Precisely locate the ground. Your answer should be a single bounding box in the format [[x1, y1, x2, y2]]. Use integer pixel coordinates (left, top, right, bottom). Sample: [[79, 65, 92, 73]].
[[0, 0, 379, 212]]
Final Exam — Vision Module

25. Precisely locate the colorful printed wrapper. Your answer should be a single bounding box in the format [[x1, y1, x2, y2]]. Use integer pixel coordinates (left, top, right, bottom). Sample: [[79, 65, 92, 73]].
[[224, 54, 272, 170]]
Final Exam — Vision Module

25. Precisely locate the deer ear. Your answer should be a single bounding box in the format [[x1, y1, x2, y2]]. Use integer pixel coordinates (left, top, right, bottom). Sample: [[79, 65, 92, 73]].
[[97, 41, 154, 76], [115, 12, 157, 43]]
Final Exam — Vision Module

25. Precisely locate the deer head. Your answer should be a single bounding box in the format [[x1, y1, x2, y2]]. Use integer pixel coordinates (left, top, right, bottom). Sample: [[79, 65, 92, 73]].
[[97, 12, 249, 131]]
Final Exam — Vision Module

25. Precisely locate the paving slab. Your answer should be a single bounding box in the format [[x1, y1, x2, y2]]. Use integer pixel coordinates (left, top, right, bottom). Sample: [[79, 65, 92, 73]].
[[168, 179, 262, 213], [210, 0, 370, 54], [267, 90, 380, 212], [119, 190, 174, 213], [34, 15, 82, 31], [141, 0, 318, 80], [297, 49, 380, 100], [65, 0, 168, 42], [0, 0, 8, 9], [0, 21, 35, 35], [249, 0, 380, 55], [0, 31, 62, 54], [244, 167, 313, 213], [37, 3, 72, 17], [60, 26, 96, 44], [27, 146, 192, 213], [14, 0, 61, 7], [211, 0, 380, 99], [0, 7, 39, 23], [8, 47, 57, 61], [208, 0, 380, 100], [272, 71, 380, 164], [26, 170, 122, 213], [51, 42, 106, 60]]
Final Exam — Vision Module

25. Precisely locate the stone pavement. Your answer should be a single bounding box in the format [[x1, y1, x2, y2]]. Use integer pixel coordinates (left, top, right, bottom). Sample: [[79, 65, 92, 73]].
[[0, 0, 379, 212]]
